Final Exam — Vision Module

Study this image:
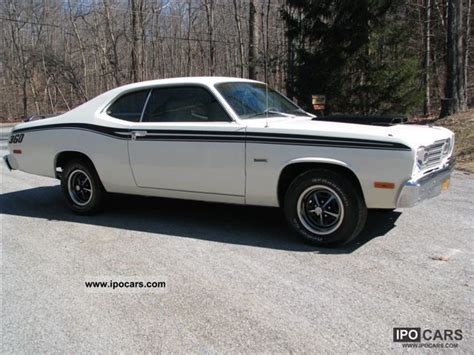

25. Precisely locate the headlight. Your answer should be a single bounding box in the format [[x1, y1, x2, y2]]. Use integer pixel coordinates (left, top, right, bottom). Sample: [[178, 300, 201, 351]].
[[416, 146, 428, 168], [442, 138, 451, 155]]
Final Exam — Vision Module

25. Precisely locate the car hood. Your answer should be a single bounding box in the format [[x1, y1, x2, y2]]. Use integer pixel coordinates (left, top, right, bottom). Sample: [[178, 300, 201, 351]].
[[247, 117, 454, 149]]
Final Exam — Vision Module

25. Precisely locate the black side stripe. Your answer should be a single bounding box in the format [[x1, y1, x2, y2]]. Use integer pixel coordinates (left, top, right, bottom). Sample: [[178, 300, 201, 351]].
[[12, 123, 411, 151], [13, 123, 129, 135]]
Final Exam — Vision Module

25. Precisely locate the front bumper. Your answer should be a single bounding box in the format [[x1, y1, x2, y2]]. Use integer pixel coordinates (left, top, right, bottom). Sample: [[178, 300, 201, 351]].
[[397, 159, 455, 208]]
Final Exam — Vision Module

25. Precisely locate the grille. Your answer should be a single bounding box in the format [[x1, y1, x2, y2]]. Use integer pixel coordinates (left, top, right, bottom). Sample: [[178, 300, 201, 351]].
[[424, 139, 446, 168]]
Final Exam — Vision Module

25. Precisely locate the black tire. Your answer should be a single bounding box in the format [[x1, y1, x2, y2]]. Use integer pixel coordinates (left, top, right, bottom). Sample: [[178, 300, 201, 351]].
[[284, 169, 367, 246], [60, 159, 105, 214]]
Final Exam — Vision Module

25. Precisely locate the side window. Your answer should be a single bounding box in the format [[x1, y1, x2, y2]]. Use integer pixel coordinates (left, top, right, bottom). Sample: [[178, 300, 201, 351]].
[[107, 89, 149, 122], [142, 86, 230, 122]]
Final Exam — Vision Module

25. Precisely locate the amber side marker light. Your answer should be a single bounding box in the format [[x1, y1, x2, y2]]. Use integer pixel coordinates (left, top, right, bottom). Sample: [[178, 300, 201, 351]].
[[13, 149, 22, 154], [374, 182, 395, 189]]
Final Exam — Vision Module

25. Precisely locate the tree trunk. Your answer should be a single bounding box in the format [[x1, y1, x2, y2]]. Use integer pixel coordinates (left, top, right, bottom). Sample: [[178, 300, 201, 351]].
[[103, 0, 121, 87], [138, 0, 146, 80], [186, 0, 193, 76], [232, 0, 245, 77], [68, 0, 88, 100], [204, 0, 215, 76], [22, 78, 27, 118], [248, 0, 260, 79], [130, 0, 139, 82], [440, 0, 466, 117], [286, 5, 295, 99], [464, 0, 472, 105], [264, 0, 271, 83], [423, 0, 431, 116]]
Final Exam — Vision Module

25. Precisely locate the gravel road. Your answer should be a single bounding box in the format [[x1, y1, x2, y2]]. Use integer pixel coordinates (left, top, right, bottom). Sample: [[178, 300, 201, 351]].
[[1, 128, 473, 353]]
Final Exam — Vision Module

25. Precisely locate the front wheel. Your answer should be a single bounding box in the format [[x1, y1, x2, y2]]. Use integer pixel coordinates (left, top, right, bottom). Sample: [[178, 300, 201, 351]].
[[284, 169, 367, 246], [61, 160, 105, 214]]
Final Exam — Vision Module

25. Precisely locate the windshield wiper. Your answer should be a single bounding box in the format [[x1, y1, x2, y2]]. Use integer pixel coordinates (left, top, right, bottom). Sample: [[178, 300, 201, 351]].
[[247, 109, 295, 119], [289, 108, 315, 118]]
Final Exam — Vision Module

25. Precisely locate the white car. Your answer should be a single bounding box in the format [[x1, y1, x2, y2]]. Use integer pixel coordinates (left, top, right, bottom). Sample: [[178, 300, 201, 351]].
[[4, 77, 455, 246]]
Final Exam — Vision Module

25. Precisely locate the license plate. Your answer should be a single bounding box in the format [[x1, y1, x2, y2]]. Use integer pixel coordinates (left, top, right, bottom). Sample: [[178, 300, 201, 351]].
[[441, 178, 450, 191]]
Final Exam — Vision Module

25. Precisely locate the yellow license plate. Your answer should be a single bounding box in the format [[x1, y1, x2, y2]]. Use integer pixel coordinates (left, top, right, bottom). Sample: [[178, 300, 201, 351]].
[[441, 178, 450, 191]]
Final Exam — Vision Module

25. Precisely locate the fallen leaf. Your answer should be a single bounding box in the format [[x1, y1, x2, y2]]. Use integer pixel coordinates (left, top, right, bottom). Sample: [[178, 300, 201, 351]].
[[430, 256, 450, 261]]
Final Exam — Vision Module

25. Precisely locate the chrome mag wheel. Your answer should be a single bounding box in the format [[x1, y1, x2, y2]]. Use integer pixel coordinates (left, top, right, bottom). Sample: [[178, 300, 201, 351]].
[[67, 169, 93, 206], [296, 185, 344, 235]]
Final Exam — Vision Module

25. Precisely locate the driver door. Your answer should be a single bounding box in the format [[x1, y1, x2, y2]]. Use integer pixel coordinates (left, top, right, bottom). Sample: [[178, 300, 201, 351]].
[[127, 85, 245, 196]]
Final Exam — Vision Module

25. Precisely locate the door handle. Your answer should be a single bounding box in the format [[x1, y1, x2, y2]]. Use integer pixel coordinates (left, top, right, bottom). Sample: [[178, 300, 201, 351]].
[[131, 130, 147, 140]]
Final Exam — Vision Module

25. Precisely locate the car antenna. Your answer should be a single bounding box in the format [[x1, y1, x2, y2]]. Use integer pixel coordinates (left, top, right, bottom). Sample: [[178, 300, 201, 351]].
[[265, 82, 269, 128]]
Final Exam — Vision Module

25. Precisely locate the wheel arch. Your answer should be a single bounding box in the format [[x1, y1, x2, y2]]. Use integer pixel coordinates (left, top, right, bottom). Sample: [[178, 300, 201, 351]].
[[54, 151, 96, 179], [277, 158, 365, 207]]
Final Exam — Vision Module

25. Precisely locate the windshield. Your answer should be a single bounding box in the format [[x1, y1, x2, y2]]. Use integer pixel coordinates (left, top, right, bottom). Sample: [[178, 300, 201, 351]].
[[215, 82, 310, 119]]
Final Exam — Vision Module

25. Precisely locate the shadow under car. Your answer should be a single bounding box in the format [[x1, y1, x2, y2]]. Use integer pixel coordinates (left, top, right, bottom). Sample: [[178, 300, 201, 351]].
[[0, 185, 401, 254]]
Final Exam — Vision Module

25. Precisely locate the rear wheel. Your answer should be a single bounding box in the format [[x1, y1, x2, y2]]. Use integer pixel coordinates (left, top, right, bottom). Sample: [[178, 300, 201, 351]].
[[284, 169, 367, 246], [61, 160, 105, 214]]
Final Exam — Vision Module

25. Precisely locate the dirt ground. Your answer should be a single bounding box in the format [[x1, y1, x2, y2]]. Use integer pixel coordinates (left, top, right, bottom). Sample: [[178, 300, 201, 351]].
[[411, 109, 474, 174], [436, 110, 474, 173]]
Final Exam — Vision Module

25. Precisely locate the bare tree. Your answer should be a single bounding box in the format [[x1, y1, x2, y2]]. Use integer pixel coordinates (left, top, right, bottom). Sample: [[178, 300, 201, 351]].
[[130, 0, 139, 82], [67, 0, 89, 100], [464, 0, 472, 102], [0, 0, 295, 119], [263, 0, 271, 82], [248, 0, 260, 79], [103, 0, 122, 87], [2, 0, 33, 117], [204, 0, 215, 75], [423, 0, 432, 116], [232, 0, 245, 77], [440, 0, 468, 117]]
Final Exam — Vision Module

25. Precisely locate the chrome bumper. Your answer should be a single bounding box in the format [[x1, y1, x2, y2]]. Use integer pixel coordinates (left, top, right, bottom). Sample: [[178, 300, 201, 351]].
[[3, 154, 13, 171], [397, 160, 455, 208]]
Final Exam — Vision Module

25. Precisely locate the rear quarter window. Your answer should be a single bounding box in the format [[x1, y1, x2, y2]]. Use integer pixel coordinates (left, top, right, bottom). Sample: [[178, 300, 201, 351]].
[[107, 90, 149, 122]]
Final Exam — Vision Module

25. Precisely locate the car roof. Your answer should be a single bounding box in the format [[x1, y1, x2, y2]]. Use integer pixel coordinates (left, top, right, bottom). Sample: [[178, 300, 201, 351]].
[[117, 76, 262, 92], [51, 76, 264, 121]]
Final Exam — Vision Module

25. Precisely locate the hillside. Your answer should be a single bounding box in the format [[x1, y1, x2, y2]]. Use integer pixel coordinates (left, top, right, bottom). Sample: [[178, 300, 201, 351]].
[[433, 109, 474, 173]]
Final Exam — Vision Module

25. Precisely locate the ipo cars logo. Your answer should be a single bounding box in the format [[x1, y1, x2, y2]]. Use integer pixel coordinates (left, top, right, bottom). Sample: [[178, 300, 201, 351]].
[[393, 328, 463, 348], [393, 328, 422, 342]]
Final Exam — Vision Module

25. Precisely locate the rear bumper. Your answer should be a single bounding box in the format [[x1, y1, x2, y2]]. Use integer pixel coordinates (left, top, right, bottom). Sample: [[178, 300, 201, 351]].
[[3, 154, 14, 171], [396, 159, 455, 208]]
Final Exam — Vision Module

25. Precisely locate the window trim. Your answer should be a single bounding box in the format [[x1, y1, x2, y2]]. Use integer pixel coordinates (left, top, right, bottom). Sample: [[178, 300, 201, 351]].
[[139, 84, 233, 123], [139, 90, 152, 122], [104, 88, 152, 123]]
